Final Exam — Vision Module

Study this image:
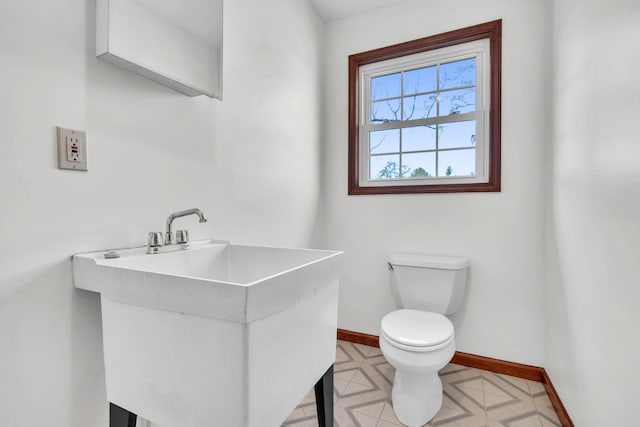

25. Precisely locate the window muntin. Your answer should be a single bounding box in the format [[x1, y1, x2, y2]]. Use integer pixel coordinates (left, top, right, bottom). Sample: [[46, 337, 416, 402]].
[[360, 40, 489, 187], [347, 20, 501, 195]]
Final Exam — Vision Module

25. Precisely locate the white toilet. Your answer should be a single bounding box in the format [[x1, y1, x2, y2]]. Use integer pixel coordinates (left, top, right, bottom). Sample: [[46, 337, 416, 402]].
[[379, 253, 469, 427]]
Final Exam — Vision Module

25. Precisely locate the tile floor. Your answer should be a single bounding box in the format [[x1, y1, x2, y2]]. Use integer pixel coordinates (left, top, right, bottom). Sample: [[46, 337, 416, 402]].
[[282, 340, 561, 427]]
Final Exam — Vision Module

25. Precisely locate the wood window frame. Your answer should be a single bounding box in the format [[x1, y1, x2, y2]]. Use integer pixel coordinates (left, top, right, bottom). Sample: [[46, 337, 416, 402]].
[[348, 20, 502, 195]]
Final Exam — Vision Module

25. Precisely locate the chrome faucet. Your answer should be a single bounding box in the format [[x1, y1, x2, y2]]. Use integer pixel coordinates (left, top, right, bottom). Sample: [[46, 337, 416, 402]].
[[146, 208, 208, 254], [165, 208, 208, 245]]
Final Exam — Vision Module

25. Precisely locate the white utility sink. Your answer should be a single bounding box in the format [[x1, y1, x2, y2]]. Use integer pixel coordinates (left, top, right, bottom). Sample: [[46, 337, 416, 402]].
[[73, 239, 342, 427]]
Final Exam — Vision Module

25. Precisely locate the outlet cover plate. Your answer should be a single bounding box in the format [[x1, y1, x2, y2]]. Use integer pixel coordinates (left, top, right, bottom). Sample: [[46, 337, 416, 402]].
[[57, 127, 87, 171]]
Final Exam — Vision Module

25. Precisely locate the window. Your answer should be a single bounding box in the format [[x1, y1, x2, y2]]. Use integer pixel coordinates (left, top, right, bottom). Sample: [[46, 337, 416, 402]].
[[348, 20, 502, 194]]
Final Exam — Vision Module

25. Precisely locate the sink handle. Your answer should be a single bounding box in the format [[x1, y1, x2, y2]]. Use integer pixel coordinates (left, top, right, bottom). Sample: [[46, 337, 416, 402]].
[[176, 229, 189, 245], [148, 232, 163, 248]]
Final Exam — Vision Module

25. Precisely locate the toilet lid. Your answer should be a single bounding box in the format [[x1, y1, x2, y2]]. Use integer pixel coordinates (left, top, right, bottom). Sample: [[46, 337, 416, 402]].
[[381, 309, 454, 348]]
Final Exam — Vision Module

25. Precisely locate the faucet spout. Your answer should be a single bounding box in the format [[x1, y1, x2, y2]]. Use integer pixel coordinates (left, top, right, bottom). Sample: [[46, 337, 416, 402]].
[[165, 208, 208, 245]]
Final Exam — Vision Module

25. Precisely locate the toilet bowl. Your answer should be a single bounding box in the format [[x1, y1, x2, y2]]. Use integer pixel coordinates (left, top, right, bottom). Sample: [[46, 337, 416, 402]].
[[380, 254, 468, 427], [380, 309, 456, 426]]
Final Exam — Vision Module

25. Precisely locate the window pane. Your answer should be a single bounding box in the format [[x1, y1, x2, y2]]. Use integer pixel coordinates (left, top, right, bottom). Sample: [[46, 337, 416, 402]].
[[440, 58, 476, 89], [402, 152, 435, 178], [437, 149, 476, 177], [403, 66, 437, 95], [439, 87, 476, 116], [370, 154, 401, 180], [370, 129, 399, 154], [371, 73, 401, 100], [371, 99, 401, 123], [438, 120, 477, 149], [402, 125, 436, 152], [403, 94, 437, 120]]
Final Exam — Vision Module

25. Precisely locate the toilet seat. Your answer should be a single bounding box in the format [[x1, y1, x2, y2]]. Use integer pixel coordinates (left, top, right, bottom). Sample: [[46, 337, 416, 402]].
[[381, 309, 454, 351]]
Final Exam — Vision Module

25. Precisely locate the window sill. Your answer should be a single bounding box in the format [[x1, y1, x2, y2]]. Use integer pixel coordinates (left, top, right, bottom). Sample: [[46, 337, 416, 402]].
[[347, 181, 501, 195]]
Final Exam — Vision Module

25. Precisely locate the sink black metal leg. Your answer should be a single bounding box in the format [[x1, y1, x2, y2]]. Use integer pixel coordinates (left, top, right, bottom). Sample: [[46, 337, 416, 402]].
[[110, 403, 137, 427], [314, 364, 334, 427]]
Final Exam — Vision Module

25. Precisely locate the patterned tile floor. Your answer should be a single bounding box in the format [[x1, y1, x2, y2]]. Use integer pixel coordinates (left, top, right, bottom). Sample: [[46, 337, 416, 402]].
[[282, 340, 561, 427]]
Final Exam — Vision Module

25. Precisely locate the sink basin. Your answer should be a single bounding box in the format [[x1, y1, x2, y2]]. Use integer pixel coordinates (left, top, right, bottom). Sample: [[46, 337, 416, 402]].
[[73, 239, 342, 427]]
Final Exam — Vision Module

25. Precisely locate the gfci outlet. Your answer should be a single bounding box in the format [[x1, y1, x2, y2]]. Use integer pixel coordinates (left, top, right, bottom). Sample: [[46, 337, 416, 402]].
[[57, 127, 87, 171]]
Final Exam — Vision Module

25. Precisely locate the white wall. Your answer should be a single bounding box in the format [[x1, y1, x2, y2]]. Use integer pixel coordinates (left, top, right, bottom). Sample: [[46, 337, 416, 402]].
[[545, 0, 640, 425], [216, 0, 324, 248], [315, 0, 550, 365], [0, 0, 323, 426]]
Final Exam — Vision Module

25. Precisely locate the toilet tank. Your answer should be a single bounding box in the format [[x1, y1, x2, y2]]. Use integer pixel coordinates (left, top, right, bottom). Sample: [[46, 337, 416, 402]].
[[389, 253, 469, 315]]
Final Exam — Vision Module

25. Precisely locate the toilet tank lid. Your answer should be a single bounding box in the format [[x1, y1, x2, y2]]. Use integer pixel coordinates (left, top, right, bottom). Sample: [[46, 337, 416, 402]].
[[389, 253, 469, 270]]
